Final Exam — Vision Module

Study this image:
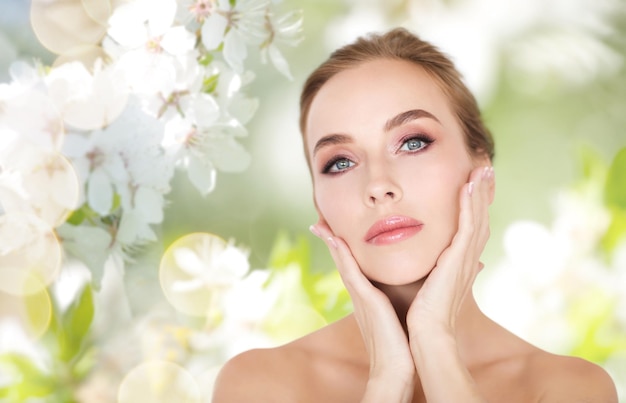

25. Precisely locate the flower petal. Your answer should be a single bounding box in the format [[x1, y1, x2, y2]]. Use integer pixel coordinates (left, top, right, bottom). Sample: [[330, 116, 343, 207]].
[[201, 13, 228, 51], [161, 26, 196, 55], [87, 168, 113, 215], [187, 155, 216, 195], [107, 1, 149, 48], [134, 186, 164, 223], [171, 278, 205, 293], [57, 223, 112, 282], [208, 135, 250, 172], [147, 0, 177, 37], [228, 93, 258, 125], [223, 29, 247, 72], [173, 247, 205, 276], [192, 94, 220, 128], [268, 44, 292, 80]]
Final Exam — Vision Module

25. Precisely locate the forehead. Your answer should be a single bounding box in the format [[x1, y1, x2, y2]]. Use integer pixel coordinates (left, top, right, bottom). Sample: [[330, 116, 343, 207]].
[[305, 59, 458, 150]]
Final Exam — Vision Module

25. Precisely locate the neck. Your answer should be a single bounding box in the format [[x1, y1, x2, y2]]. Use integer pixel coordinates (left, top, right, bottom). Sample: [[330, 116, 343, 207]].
[[372, 279, 425, 333], [372, 278, 486, 352]]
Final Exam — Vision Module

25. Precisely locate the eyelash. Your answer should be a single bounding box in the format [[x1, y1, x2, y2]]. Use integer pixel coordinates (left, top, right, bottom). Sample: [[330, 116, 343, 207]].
[[322, 154, 353, 174], [398, 134, 434, 152], [321, 134, 435, 174]]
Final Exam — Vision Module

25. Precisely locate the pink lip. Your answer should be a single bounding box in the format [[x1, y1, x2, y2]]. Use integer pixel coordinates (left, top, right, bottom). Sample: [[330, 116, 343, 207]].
[[365, 215, 423, 245]]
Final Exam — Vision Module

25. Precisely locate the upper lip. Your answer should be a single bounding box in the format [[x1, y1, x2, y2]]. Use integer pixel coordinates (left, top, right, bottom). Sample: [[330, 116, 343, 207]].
[[364, 215, 423, 242]]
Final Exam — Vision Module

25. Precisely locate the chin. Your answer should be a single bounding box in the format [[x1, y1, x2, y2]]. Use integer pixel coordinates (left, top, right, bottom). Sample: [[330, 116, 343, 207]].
[[359, 254, 435, 286]]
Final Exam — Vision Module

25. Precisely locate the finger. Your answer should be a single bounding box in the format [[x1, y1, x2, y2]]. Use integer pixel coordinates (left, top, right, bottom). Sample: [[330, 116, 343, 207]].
[[465, 166, 491, 267], [309, 223, 373, 295], [474, 166, 493, 255], [444, 175, 476, 262]]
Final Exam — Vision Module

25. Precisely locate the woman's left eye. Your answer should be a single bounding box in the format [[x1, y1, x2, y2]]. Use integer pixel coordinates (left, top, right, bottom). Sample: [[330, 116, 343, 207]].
[[399, 136, 431, 152]]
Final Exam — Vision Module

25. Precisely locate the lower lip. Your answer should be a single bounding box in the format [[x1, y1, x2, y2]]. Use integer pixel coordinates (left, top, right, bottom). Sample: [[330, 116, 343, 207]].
[[367, 225, 423, 245]]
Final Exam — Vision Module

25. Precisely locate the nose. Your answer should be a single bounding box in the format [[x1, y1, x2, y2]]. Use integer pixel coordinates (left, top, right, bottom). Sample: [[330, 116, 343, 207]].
[[364, 172, 403, 207]]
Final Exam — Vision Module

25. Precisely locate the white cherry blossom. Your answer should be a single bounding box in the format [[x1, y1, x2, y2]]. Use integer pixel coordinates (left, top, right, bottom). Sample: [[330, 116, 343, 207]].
[[45, 60, 129, 131], [0, 0, 301, 287], [201, 0, 270, 72], [0, 70, 64, 151], [259, 9, 303, 79], [107, 0, 196, 96], [0, 140, 80, 227]]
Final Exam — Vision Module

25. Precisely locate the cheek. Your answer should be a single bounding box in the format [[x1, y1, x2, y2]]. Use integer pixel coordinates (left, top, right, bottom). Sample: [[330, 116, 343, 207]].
[[313, 183, 353, 232], [419, 162, 469, 231]]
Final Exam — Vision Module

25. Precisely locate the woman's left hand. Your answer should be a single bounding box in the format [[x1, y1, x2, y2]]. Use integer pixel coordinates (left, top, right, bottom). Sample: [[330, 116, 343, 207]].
[[403, 165, 493, 403], [407, 165, 493, 338]]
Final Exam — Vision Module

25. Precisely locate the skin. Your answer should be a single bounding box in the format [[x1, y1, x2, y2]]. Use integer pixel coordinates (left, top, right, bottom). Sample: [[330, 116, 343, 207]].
[[212, 59, 618, 402]]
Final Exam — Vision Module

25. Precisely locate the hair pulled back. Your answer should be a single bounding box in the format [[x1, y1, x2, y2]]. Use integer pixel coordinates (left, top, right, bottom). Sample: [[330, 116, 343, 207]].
[[299, 28, 494, 162]]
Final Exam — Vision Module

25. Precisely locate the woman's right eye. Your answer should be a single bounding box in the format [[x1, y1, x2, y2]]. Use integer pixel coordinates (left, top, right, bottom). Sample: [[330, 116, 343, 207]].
[[323, 158, 355, 173]]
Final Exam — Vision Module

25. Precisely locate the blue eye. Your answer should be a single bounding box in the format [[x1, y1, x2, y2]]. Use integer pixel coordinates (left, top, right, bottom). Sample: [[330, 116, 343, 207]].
[[400, 138, 426, 151], [399, 136, 433, 152], [324, 157, 355, 173]]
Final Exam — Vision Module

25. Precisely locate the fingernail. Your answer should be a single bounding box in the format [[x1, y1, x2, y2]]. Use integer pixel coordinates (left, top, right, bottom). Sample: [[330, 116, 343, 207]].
[[482, 166, 490, 179], [468, 181, 474, 195], [489, 166, 495, 180], [309, 225, 320, 237], [327, 236, 338, 249]]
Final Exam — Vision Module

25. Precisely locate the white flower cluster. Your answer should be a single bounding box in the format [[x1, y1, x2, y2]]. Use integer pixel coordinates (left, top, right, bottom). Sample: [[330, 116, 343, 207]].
[[0, 0, 302, 283]]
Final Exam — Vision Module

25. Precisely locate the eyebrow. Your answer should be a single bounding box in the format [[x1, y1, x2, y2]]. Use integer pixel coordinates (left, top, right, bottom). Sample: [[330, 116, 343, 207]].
[[312, 109, 440, 157], [313, 133, 352, 156], [383, 108, 440, 132]]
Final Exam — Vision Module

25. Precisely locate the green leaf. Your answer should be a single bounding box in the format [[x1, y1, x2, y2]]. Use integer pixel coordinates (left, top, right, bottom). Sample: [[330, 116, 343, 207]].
[[604, 147, 626, 209], [199, 53, 214, 66], [0, 353, 42, 378], [72, 346, 97, 381], [568, 288, 626, 364], [0, 353, 56, 399], [202, 74, 220, 94], [39, 295, 63, 359], [601, 147, 626, 254], [65, 203, 101, 226], [577, 146, 607, 183], [601, 207, 626, 254], [266, 232, 351, 324], [60, 284, 94, 362], [65, 207, 85, 225], [267, 231, 310, 271], [311, 270, 352, 322]]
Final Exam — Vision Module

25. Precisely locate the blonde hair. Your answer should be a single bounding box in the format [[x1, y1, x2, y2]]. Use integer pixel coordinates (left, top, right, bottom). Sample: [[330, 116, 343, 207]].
[[299, 28, 494, 164]]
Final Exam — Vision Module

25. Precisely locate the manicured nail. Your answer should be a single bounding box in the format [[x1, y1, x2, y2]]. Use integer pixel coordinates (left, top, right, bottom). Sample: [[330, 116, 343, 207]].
[[327, 236, 338, 249], [482, 166, 490, 179], [309, 225, 320, 237], [468, 181, 474, 195], [489, 166, 495, 179]]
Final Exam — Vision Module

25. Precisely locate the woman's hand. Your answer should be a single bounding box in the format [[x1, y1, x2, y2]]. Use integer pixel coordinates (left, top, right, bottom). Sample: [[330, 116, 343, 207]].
[[406, 165, 493, 403], [310, 223, 416, 403], [407, 165, 493, 337]]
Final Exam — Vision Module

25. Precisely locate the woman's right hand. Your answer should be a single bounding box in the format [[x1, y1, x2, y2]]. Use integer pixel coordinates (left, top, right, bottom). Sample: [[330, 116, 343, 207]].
[[310, 222, 416, 403]]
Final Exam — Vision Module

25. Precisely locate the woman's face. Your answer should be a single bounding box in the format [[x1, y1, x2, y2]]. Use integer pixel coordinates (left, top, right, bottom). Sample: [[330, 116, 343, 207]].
[[305, 58, 487, 286]]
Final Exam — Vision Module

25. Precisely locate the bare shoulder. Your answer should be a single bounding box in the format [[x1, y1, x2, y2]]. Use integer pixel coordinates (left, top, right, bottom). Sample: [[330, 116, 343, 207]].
[[211, 345, 307, 403], [531, 352, 618, 402], [211, 316, 365, 402]]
